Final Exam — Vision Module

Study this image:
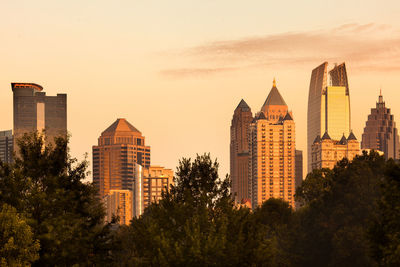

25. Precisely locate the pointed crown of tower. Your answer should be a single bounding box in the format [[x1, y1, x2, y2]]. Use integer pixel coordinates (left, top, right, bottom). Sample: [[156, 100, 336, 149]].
[[262, 78, 287, 108]]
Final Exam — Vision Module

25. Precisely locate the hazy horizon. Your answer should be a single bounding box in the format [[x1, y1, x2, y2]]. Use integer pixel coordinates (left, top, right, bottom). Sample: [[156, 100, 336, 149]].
[[1, 0, 400, 179]]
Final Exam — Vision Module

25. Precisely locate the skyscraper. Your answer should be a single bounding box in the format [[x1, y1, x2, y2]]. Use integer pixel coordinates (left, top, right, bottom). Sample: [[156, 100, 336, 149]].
[[0, 130, 13, 164], [134, 166, 173, 217], [361, 92, 400, 160], [307, 63, 351, 172], [249, 80, 296, 209], [230, 99, 253, 203], [11, 83, 67, 151], [92, 118, 150, 198]]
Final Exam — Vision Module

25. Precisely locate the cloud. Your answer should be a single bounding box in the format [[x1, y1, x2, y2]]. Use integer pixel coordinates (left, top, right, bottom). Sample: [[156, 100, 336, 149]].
[[160, 23, 400, 77]]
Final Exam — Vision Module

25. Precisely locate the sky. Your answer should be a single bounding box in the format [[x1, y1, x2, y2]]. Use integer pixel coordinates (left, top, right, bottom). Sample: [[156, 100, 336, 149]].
[[1, 0, 400, 179]]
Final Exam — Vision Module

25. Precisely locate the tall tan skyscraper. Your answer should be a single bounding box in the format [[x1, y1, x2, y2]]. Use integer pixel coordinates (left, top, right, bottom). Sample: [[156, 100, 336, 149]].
[[230, 99, 253, 203], [92, 118, 150, 198], [12, 83, 67, 151], [249, 80, 296, 209], [307, 63, 351, 172], [361, 92, 400, 160]]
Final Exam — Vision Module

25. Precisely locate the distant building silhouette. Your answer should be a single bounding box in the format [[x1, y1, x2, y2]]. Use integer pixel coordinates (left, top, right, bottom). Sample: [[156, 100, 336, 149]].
[[230, 99, 253, 203], [361, 92, 400, 160], [307, 63, 351, 172], [248, 79, 296, 209], [12, 83, 67, 152], [0, 130, 13, 164]]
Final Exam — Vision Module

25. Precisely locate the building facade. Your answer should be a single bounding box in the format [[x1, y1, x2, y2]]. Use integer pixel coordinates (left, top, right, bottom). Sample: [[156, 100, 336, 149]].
[[295, 150, 303, 190], [134, 166, 173, 217], [12, 83, 67, 151], [104, 190, 133, 225], [0, 130, 13, 164], [230, 99, 253, 203], [361, 92, 400, 160], [249, 80, 296, 209], [92, 118, 150, 198], [311, 132, 360, 170], [307, 63, 351, 172]]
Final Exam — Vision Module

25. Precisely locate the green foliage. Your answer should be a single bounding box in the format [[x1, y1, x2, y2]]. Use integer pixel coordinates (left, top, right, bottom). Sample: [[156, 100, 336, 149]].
[[369, 160, 400, 266], [0, 204, 40, 266], [0, 132, 112, 266], [294, 151, 386, 266]]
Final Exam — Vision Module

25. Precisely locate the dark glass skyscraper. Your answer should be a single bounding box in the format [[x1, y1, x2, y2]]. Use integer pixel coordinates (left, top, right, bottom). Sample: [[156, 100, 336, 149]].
[[361, 92, 400, 160]]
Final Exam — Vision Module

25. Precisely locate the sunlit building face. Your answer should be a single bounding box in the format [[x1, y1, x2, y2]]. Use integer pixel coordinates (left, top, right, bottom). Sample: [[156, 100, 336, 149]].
[[307, 62, 351, 172]]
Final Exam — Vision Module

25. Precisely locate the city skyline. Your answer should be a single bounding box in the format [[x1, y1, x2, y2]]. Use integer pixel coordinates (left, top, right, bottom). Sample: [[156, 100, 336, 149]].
[[1, 1, 400, 178]]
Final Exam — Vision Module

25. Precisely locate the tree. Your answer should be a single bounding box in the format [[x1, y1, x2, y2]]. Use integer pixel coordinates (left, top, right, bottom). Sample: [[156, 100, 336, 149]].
[[0, 204, 39, 266], [294, 151, 386, 266], [112, 154, 253, 266], [0, 132, 111, 266], [369, 159, 400, 265]]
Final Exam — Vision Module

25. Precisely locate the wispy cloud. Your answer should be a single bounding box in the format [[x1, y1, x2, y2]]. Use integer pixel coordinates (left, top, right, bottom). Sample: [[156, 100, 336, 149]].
[[160, 23, 400, 78]]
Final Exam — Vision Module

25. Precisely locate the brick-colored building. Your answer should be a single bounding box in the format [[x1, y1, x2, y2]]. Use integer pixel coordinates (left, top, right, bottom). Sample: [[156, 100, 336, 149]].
[[230, 99, 253, 203], [92, 118, 150, 198], [311, 132, 360, 170]]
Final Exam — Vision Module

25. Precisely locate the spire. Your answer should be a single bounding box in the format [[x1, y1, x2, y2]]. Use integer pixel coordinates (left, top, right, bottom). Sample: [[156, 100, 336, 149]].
[[262, 80, 287, 107], [283, 112, 293, 121], [347, 130, 357, 141], [321, 132, 331, 140], [236, 99, 251, 111], [339, 134, 348, 145]]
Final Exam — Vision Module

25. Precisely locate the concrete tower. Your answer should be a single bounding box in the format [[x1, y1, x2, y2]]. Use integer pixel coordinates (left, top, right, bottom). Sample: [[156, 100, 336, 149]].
[[12, 83, 67, 152]]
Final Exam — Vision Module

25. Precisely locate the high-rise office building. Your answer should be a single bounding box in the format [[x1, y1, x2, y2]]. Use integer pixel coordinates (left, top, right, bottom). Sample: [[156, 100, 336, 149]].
[[92, 118, 150, 198], [311, 132, 360, 170], [230, 99, 253, 203], [12, 83, 67, 151], [133, 166, 173, 217], [104, 190, 133, 225], [0, 130, 13, 164], [249, 80, 296, 209], [361, 92, 400, 160], [307, 63, 351, 172]]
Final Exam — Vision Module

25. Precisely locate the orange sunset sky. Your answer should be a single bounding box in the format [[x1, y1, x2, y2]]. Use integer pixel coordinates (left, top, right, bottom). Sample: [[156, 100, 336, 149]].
[[1, 0, 400, 179]]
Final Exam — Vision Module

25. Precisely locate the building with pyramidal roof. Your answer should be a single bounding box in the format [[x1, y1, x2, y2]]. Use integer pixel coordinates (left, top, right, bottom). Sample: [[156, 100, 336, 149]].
[[361, 92, 400, 160], [248, 79, 297, 209], [92, 118, 151, 224]]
